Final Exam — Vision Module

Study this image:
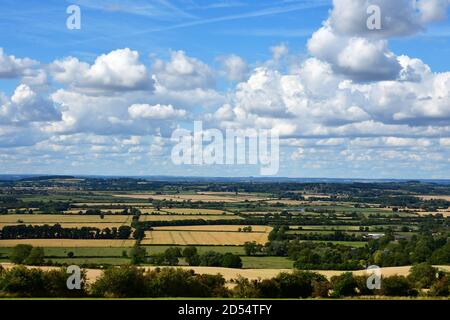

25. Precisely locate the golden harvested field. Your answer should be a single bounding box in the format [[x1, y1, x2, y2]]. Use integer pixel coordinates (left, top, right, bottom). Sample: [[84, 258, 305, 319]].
[[142, 230, 270, 245], [0, 239, 135, 247], [140, 215, 242, 221], [0, 214, 132, 224], [153, 225, 272, 232], [416, 195, 450, 201], [161, 208, 233, 215], [113, 193, 270, 203], [416, 211, 450, 217]]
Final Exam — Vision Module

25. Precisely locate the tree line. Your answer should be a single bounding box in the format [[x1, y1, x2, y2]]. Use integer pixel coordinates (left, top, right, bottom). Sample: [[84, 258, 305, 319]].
[[1, 263, 448, 298], [0, 224, 132, 240]]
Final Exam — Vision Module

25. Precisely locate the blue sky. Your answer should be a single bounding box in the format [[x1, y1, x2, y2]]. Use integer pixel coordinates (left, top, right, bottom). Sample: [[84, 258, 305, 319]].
[[1, 0, 450, 178]]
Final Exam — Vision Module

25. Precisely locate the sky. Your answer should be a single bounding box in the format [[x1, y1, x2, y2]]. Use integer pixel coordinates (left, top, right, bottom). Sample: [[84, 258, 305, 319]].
[[0, 0, 450, 179]]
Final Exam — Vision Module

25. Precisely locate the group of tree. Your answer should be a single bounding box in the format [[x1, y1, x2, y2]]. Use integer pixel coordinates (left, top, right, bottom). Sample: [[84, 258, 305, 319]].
[[146, 247, 243, 268], [2, 264, 448, 298], [0, 224, 132, 240], [0, 265, 87, 298], [233, 263, 450, 298], [263, 231, 450, 270]]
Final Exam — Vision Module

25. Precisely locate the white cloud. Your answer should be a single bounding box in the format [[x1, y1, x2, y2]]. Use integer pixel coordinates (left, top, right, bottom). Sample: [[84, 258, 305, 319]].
[[0, 48, 37, 79], [152, 50, 215, 90], [308, 25, 401, 81], [270, 43, 289, 61], [128, 103, 186, 119], [329, 0, 449, 38], [51, 48, 153, 94], [218, 54, 248, 82], [0, 84, 60, 124]]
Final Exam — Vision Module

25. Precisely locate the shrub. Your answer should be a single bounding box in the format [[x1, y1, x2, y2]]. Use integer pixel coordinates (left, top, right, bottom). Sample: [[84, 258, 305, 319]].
[[91, 266, 146, 298], [221, 253, 242, 268], [330, 273, 358, 297], [10, 244, 33, 264], [407, 263, 438, 289], [381, 276, 417, 297]]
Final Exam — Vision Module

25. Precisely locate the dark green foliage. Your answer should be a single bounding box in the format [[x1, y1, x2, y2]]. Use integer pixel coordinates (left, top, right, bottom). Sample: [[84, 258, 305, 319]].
[[429, 275, 450, 297], [407, 263, 438, 289], [380, 276, 417, 297], [0, 266, 87, 297], [24, 247, 45, 265], [221, 253, 242, 268], [129, 246, 147, 265], [330, 273, 358, 297], [1, 224, 132, 240], [10, 244, 33, 264], [91, 266, 228, 298], [91, 266, 147, 298]]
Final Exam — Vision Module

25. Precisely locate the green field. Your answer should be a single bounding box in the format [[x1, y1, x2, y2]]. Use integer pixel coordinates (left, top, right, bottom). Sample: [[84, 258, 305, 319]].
[[241, 256, 294, 269]]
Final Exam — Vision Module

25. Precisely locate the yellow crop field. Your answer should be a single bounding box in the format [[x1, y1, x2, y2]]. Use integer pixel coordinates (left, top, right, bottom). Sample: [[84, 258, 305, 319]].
[[161, 208, 233, 215], [416, 195, 450, 201], [142, 230, 269, 245], [0, 214, 132, 224], [153, 225, 272, 233], [0, 239, 135, 247], [140, 215, 241, 221]]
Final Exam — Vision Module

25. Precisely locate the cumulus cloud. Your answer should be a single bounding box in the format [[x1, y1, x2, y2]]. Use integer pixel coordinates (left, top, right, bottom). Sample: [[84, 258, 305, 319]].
[[307, 0, 450, 82], [0, 48, 37, 79], [0, 84, 60, 124], [329, 0, 449, 38], [152, 50, 215, 90], [308, 25, 401, 81], [50, 48, 153, 94], [2, 0, 450, 177], [218, 54, 248, 82], [128, 103, 186, 119]]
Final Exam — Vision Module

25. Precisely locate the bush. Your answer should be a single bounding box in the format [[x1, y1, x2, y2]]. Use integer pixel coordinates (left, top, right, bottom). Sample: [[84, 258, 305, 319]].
[[200, 251, 223, 267], [232, 276, 260, 298], [0, 266, 87, 297], [43, 268, 88, 297], [256, 279, 280, 298], [330, 273, 358, 297], [24, 247, 45, 265], [275, 271, 318, 298], [381, 276, 417, 297], [407, 263, 438, 289], [91, 266, 147, 298], [221, 253, 242, 268], [429, 275, 450, 297], [129, 246, 146, 265], [10, 244, 33, 264]]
